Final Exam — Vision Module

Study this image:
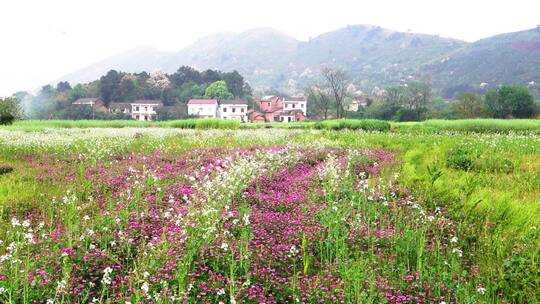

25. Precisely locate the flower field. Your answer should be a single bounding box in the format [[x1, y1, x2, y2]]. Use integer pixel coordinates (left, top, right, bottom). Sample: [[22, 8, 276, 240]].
[[0, 128, 539, 303]]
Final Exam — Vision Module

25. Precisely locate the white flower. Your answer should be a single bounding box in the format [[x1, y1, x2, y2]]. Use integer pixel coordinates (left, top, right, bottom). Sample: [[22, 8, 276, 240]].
[[101, 267, 113, 285], [22, 220, 31, 228], [46, 299, 54, 304], [83, 215, 90, 221], [217, 288, 225, 296], [221, 242, 229, 251], [477, 286, 486, 294], [57, 279, 67, 291], [0, 287, 5, 294], [288, 245, 300, 258], [452, 248, 463, 257], [141, 282, 150, 293], [450, 236, 458, 243], [11, 217, 20, 227]]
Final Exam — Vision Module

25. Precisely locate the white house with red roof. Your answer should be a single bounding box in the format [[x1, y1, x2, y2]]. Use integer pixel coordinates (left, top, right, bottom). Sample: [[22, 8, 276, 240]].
[[187, 99, 219, 118]]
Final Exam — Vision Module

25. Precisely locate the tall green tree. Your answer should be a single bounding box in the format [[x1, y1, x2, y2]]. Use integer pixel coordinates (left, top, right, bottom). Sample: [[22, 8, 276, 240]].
[[485, 85, 536, 118], [453, 93, 486, 118], [99, 70, 123, 104], [204, 80, 233, 100], [223, 70, 245, 97]]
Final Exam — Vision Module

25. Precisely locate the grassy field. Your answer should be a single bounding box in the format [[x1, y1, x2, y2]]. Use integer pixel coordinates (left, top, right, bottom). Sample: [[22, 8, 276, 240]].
[[5, 118, 540, 133], [0, 124, 539, 303]]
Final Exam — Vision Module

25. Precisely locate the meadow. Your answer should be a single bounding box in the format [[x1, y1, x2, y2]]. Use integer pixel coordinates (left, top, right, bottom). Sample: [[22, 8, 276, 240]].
[[0, 121, 539, 303]]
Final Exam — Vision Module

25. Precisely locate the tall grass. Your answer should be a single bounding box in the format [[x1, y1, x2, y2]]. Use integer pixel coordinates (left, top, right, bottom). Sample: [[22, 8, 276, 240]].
[[5, 118, 540, 134], [393, 119, 540, 133], [2, 118, 241, 131], [314, 119, 391, 131]]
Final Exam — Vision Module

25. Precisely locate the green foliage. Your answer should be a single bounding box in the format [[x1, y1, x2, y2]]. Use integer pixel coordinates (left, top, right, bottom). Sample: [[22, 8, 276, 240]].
[[453, 93, 487, 118], [446, 146, 477, 171], [204, 80, 234, 100], [366, 82, 432, 121], [18, 67, 252, 119], [0, 164, 14, 176], [314, 119, 390, 131], [166, 118, 240, 129], [0, 97, 23, 125], [485, 85, 537, 118]]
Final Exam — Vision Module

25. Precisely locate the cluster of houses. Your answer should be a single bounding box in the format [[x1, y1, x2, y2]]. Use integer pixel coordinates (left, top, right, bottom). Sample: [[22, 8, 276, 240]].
[[73, 98, 163, 121], [73, 95, 309, 122]]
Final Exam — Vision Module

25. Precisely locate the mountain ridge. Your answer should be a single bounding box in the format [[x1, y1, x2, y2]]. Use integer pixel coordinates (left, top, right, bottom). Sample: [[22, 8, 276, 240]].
[[54, 25, 540, 97]]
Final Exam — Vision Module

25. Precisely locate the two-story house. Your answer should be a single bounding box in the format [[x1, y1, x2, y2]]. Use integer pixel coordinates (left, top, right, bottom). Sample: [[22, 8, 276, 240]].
[[218, 100, 248, 122], [250, 95, 307, 123], [131, 100, 162, 121], [187, 99, 219, 118], [282, 97, 307, 116]]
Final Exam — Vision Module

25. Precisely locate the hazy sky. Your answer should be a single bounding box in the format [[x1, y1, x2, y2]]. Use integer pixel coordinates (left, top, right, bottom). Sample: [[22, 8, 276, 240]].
[[1, 0, 539, 96]]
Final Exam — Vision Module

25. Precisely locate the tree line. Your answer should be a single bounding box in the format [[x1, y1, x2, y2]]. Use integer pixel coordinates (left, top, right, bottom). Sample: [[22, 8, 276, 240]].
[[12, 66, 252, 120], [306, 68, 539, 121]]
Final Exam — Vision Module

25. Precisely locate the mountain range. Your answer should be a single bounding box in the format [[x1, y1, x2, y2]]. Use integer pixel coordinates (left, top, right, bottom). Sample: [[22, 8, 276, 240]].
[[57, 25, 540, 98]]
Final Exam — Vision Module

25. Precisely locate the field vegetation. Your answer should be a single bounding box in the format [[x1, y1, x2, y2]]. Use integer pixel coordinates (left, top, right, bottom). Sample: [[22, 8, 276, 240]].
[[0, 124, 539, 303]]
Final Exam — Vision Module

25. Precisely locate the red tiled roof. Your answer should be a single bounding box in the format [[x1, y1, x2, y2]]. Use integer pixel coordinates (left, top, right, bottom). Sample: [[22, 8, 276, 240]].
[[188, 99, 218, 105]]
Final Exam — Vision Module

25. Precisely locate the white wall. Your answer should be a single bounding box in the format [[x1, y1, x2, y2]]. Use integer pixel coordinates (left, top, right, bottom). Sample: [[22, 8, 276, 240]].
[[132, 103, 159, 121], [188, 104, 218, 118], [283, 100, 307, 116], [219, 104, 248, 122]]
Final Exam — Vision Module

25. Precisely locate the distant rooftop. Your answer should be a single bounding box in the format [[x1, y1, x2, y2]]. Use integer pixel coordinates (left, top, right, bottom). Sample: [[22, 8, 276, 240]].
[[132, 100, 163, 106], [73, 97, 102, 105], [188, 99, 218, 105], [283, 96, 307, 102], [220, 99, 248, 105]]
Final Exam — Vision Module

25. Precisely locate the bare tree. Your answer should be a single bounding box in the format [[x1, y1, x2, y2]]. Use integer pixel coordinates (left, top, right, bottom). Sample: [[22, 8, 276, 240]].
[[321, 67, 348, 119], [305, 85, 333, 120]]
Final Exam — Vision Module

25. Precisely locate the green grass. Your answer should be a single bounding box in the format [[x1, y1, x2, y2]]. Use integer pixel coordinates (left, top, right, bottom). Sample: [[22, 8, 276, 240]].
[[5, 118, 540, 133], [392, 119, 540, 134]]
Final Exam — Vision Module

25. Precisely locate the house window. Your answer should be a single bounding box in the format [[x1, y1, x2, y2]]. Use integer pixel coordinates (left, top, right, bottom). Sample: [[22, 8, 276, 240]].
[[288, 117, 292, 122], [223, 107, 227, 112], [144, 106, 148, 112], [301, 104, 304, 108], [232, 108, 236, 113], [135, 106, 139, 111], [292, 104, 296, 109], [241, 108, 244, 113]]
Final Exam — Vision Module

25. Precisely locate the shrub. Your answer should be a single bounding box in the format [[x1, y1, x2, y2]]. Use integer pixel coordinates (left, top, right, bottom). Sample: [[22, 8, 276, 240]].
[[0, 97, 23, 125], [314, 119, 390, 131], [446, 146, 477, 171], [0, 164, 14, 175], [166, 118, 240, 129]]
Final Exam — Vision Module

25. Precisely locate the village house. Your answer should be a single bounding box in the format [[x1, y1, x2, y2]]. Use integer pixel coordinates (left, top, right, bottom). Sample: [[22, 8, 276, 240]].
[[108, 102, 132, 114], [187, 99, 219, 118], [347, 97, 369, 112], [218, 100, 248, 122], [73, 98, 107, 110], [282, 96, 307, 116], [72, 98, 108, 118], [251, 95, 307, 123], [131, 100, 163, 121], [247, 109, 266, 123]]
